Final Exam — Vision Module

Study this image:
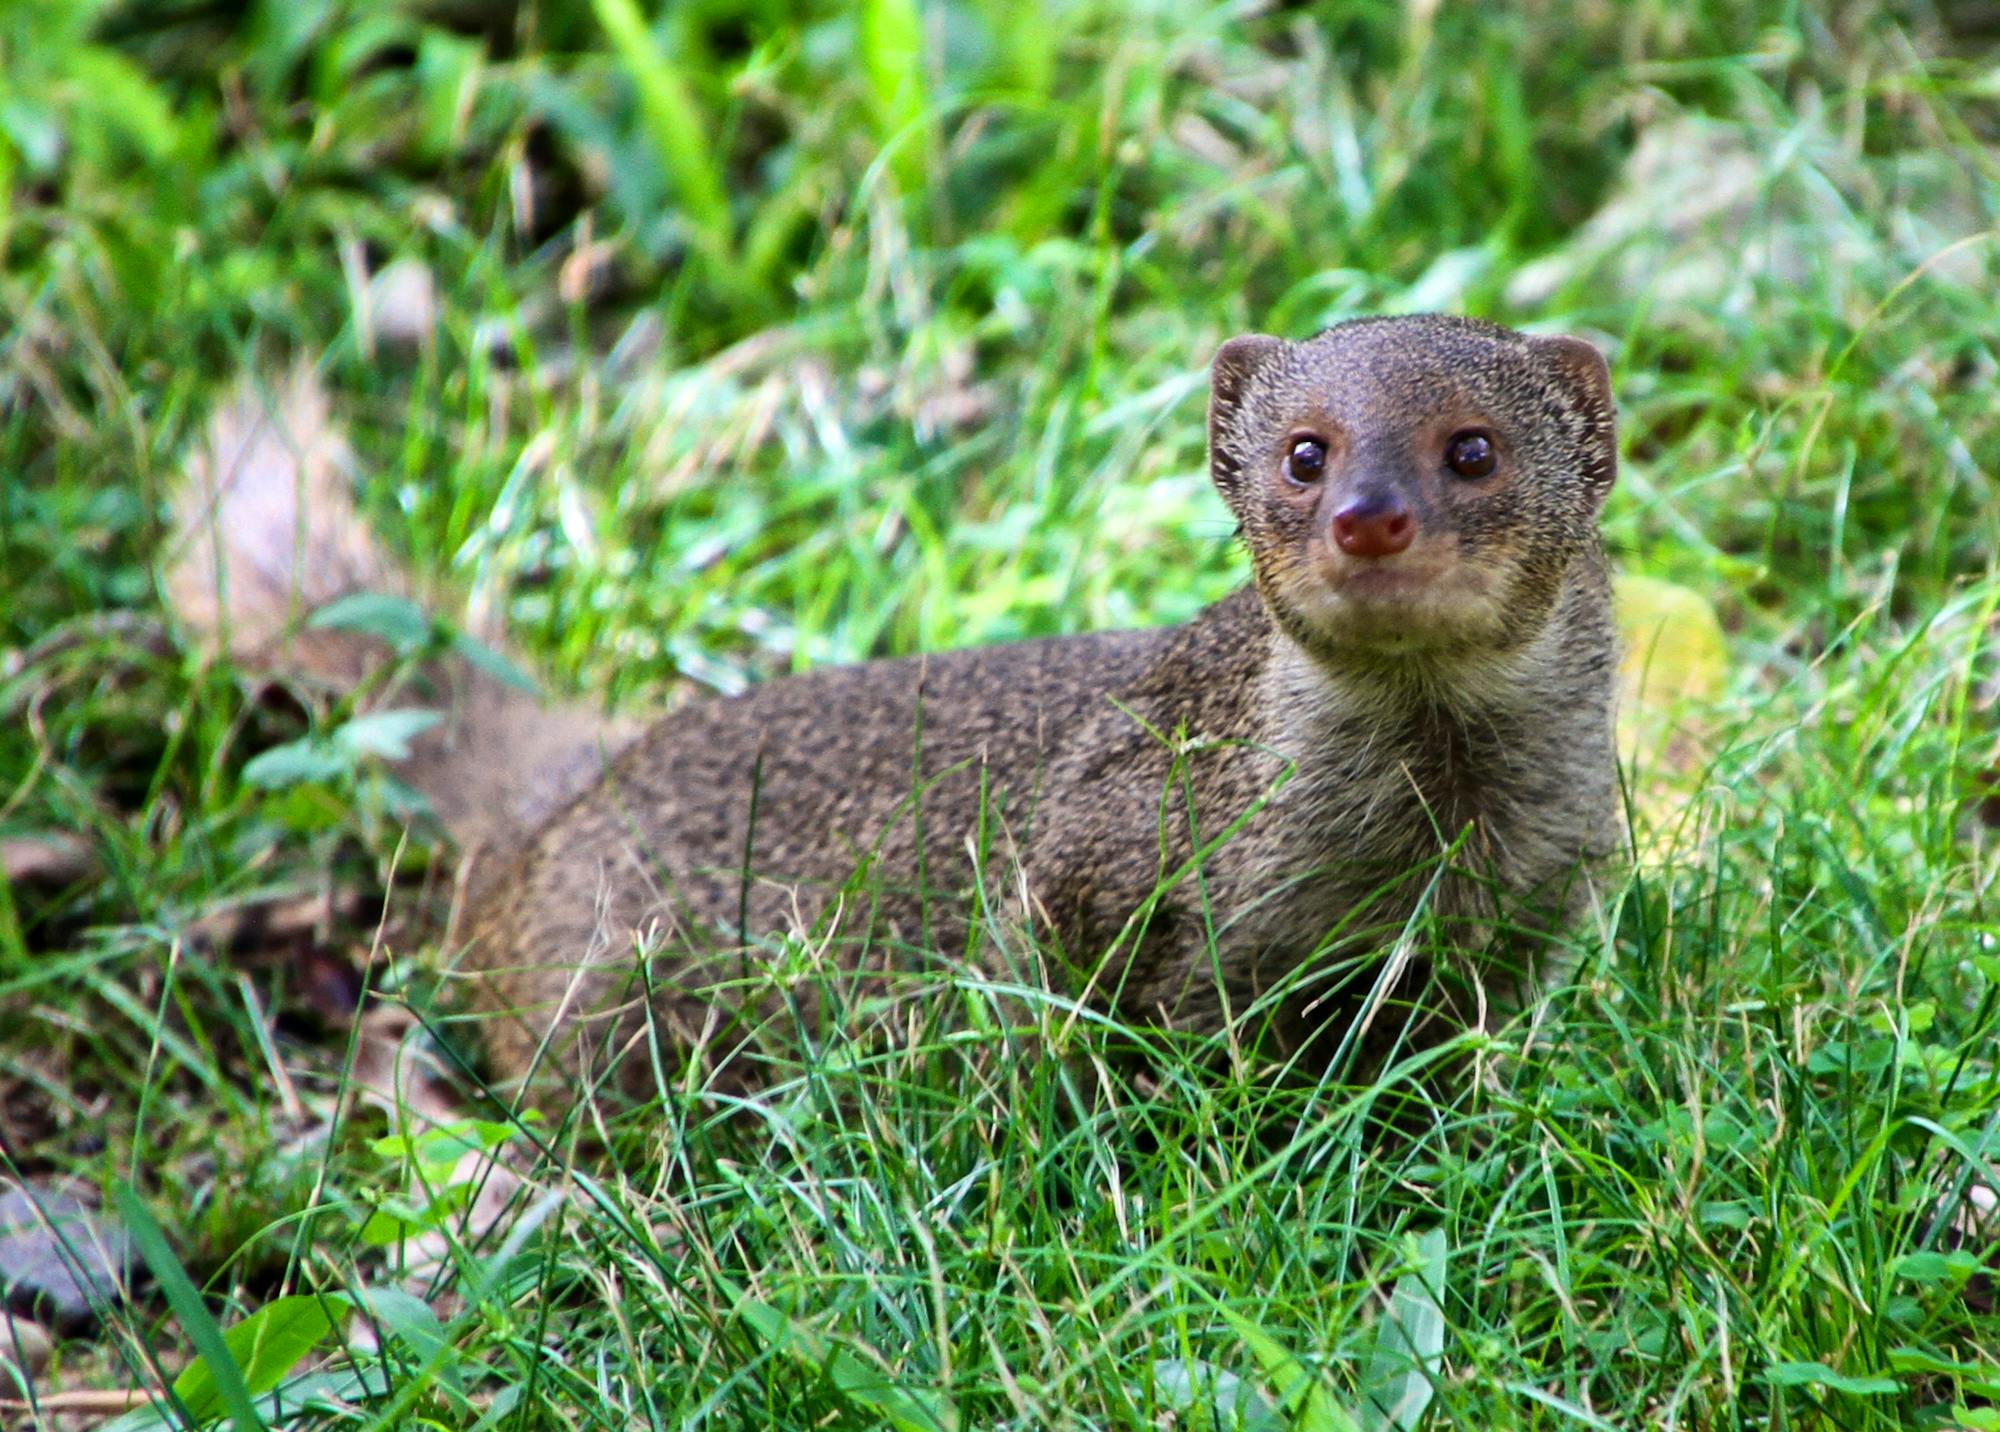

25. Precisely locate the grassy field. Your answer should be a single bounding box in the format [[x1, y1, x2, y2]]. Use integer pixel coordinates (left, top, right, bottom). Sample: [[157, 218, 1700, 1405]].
[[5, 0, 2000, 1426]]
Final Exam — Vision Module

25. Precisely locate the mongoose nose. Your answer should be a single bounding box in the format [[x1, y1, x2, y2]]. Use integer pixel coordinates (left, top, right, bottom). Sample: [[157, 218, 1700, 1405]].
[[1330, 495, 1416, 558]]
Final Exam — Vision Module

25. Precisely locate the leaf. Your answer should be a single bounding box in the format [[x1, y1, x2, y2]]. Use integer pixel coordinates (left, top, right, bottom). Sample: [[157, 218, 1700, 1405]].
[[1219, 1310, 1358, 1432], [102, 1366, 393, 1432], [356, 1183, 471, 1246], [374, 1118, 519, 1190], [1360, 1227, 1448, 1432], [1886, 1344, 1992, 1377], [737, 1296, 958, 1432], [308, 591, 433, 651], [414, 30, 483, 160], [63, 48, 181, 161], [243, 737, 349, 789], [1614, 573, 1728, 781], [1764, 1360, 1900, 1395], [971, 0, 1051, 98], [1150, 1357, 1278, 1431], [272, 781, 349, 831], [1889, 1250, 1979, 1285], [332, 709, 440, 762], [451, 631, 539, 694], [830, 1350, 958, 1432], [173, 1295, 348, 1421], [352, 1285, 460, 1397]]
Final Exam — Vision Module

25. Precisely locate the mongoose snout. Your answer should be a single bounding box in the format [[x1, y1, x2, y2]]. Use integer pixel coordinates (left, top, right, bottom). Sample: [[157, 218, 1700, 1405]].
[[1322, 429, 1498, 559], [1328, 489, 1416, 559]]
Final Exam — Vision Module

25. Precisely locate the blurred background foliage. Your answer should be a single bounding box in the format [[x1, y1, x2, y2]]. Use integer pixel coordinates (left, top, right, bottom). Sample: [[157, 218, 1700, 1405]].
[[7, 1, 1997, 676]]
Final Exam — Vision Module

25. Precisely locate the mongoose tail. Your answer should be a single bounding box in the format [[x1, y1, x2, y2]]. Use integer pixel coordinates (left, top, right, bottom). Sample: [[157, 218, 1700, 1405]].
[[165, 367, 638, 866]]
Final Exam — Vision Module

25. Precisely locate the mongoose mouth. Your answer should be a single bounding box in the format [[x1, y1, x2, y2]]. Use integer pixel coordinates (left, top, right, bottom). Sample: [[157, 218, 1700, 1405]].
[[1310, 535, 1467, 601], [1274, 545, 1509, 656], [1324, 564, 1438, 599]]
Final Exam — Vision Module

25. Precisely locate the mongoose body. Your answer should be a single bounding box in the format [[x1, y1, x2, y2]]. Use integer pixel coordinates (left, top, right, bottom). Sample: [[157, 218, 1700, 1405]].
[[170, 315, 1623, 1103], [462, 315, 1623, 1095]]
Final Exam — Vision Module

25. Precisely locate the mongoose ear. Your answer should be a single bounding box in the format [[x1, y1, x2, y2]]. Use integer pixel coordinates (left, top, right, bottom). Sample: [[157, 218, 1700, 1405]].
[[1531, 334, 1618, 505], [1208, 334, 1285, 506]]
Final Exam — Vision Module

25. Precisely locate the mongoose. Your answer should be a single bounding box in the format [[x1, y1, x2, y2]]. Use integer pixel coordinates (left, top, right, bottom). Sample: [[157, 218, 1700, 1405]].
[[168, 315, 1622, 1105]]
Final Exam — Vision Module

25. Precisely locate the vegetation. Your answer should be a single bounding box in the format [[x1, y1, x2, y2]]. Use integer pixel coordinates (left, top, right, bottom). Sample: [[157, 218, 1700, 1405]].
[[4, 0, 1999, 1426]]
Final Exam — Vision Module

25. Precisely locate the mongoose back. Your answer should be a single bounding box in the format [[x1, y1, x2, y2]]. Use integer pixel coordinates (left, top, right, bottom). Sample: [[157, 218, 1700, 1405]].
[[169, 315, 1622, 1104]]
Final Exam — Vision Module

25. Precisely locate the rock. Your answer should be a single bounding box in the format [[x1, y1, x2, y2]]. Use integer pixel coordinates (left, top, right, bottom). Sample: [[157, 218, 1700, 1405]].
[[0, 1181, 135, 1336], [0, 1311, 52, 1384]]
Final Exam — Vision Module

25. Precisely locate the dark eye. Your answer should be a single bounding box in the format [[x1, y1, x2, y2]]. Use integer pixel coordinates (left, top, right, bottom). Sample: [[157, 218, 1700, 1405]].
[[1444, 431, 1497, 479], [1286, 437, 1328, 483]]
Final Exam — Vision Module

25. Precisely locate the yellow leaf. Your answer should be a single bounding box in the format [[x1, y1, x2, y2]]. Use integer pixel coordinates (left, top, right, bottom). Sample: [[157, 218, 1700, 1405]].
[[1614, 574, 1728, 829]]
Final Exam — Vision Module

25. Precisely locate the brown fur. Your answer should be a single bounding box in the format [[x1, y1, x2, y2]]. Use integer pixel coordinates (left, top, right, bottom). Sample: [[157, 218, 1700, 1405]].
[[167, 317, 1623, 1106]]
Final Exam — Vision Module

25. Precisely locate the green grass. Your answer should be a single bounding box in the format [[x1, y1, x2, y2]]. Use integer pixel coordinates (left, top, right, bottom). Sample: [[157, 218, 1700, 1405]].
[[5, 0, 2000, 1426]]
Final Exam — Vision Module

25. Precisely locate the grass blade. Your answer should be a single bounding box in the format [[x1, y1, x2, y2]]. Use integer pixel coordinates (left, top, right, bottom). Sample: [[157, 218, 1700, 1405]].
[[114, 1181, 262, 1432], [589, 0, 734, 277], [861, 0, 929, 197]]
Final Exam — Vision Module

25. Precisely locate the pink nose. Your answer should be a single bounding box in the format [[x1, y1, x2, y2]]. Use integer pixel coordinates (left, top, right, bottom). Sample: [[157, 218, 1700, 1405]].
[[1330, 497, 1415, 558]]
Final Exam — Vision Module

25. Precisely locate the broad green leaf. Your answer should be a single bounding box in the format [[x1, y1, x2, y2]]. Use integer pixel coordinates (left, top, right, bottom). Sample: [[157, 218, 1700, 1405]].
[[243, 737, 349, 789], [1219, 1310, 1358, 1432], [332, 709, 440, 762], [1887, 1344, 1992, 1377], [272, 781, 348, 832], [374, 1117, 519, 1175], [452, 631, 539, 694], [1360, 1227, 1447, 1432], [309, 591, 433, 651], [861, 0, 928, 194], [100, 1366, 392, 1432], [737, 1296, 958, 1432], [1889, 1250, 1980, 1284], [64, 48, 180, 160], [972, 0, 1051, 97], [352, 1285, 460, 1397], [1150, 1358, 1277, 1431], [173, 1295, 348, 1420], [355, 1182, 470, 1245], [414, 30, 483, 160]]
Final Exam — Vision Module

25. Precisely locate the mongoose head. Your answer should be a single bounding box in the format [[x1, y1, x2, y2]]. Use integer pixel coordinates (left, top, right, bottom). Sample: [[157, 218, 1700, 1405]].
[[1207, 315, 1615, 668]]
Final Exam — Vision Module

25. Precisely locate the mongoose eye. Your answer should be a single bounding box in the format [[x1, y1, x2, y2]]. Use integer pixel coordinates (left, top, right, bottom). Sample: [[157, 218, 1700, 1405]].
[[1286, 437, 1328, 483], [1444, 431, 1497, 479]]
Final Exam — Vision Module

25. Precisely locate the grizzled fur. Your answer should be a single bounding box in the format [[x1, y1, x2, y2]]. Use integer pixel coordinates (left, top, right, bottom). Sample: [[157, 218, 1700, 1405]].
[[170, 316, 1623, 1104]]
